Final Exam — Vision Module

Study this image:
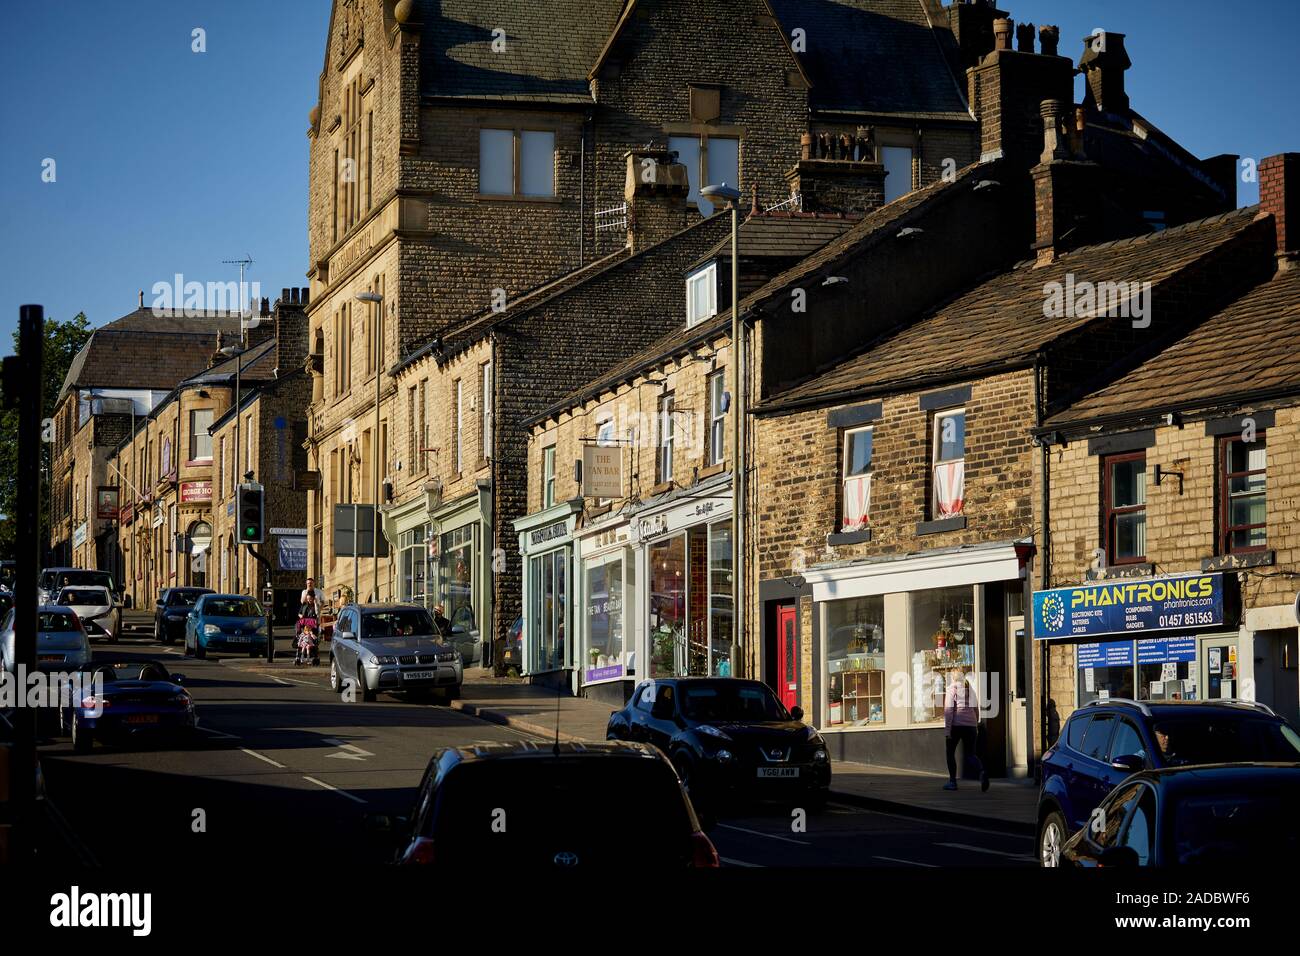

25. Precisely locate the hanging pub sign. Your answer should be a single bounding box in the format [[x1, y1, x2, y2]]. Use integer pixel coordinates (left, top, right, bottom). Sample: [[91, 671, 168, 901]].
[[96, 487, 120, 521], [582, 444, 622, 499], [1033, 572, 1228, 641]]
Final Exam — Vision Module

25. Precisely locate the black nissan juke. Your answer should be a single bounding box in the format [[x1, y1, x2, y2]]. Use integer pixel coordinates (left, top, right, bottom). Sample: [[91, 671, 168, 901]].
[[607, 677, 832, 814]]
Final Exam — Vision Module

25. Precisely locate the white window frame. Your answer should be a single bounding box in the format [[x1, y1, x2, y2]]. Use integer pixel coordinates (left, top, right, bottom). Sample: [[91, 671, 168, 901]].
[[479, 128, 556, 198], [931, 408, 966, 519], [707, 371, 726, 465], [658, 393, 675, 484], [841, 426, 873, 532], [686, 263, 717, 328], [543, 445, 556, 508], [190, 409, 214, 462], [481, 361, 493, 461], [453, 379, 463, 473]]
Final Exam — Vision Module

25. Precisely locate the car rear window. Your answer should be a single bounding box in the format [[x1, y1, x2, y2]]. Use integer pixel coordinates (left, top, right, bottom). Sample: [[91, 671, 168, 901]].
[[51, 571, 115, 591], [1151, 716, 1300, 765], [1065, 715, 1090, 753], [1174, 789, 1300, 864], [364, 609, 434, 638], [168, 591, 206, 607], [57, 589, 107, 605], [204, 598, 261, 617], [427, 756, 695, 864], [38, 612, 79, 632], [1080, 714, 1115, 760]]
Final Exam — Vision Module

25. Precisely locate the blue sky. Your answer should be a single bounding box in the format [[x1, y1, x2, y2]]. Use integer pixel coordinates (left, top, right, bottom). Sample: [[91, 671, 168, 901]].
[[2, 0, 1298, 349]]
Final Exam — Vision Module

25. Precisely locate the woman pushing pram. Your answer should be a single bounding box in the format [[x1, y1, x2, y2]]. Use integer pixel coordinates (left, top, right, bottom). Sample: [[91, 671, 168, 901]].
[[295, 587, 323, 666]]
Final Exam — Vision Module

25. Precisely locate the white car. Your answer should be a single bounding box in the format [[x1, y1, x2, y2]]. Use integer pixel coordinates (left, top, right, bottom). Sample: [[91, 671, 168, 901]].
[[38, 568, 121, 641], [0, 605, 93, 674], [55, 586, 117, 642]]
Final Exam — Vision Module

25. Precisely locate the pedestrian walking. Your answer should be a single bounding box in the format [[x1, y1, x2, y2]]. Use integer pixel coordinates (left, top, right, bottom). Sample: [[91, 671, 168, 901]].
[[432, 603, 452, 638], [943, 667, 989, 792]]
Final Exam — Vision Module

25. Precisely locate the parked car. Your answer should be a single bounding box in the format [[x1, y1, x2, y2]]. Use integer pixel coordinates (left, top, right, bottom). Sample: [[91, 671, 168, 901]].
[[329, 603, 462, 702], [606, 677, 832, 813], [1057, 763, 1300, 867], [183, 594, 268, 659], [38, 568, 122, 638], [0, 606, 92, 673], [389, 741, 719, 867], [500, 616, 523, 673], [54, 586, 117, 642], [154, 587, 214, 644], [59, 659, 196, 753], [0, 591, 13, 624], [1037, 697, 1300, 866]]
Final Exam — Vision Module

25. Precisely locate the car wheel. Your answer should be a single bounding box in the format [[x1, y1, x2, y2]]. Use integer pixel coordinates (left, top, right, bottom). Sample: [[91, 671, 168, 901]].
[[443, 683, 461, 702], [329, 656, 344, 694], [358, 667, 376, 702], [1039, 809, 1067, 868], [71, 716, 93, 754]]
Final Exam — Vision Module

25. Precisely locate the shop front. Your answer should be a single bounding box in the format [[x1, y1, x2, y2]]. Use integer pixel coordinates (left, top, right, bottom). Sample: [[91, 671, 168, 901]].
[[632, 476, 735, 684], [516, 499, 582, 689], [800, 541, 1032, 776], [1033, 571, 1246, 715], [574, 515, 639, 706]]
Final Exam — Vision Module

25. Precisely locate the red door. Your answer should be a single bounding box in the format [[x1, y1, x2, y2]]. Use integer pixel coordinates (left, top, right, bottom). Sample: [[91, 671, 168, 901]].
[[776, 604, 798, 712]]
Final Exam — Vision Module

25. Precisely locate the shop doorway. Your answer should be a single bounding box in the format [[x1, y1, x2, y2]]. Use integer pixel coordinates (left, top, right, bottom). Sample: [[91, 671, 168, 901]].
[[775, 603, 798, 712], [981, 583, 1008, 777], [1200, 636, 1240, 700]]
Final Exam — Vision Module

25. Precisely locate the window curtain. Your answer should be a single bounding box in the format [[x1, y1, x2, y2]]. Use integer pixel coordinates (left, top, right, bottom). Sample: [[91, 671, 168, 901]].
[[934, 461, 965, 518], [842, 474, 871, 532]]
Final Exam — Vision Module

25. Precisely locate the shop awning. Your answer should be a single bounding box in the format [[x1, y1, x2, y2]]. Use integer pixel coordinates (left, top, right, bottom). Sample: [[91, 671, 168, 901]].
[[801, 542, 1024, 603]]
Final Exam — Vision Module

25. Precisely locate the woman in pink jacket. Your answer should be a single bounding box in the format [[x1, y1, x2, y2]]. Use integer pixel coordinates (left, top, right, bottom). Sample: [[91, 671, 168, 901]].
[[943, 668, 989, 792]]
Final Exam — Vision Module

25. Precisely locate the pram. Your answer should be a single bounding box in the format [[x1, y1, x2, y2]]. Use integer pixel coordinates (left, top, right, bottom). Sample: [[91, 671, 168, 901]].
[[295, 616, 321, 666]]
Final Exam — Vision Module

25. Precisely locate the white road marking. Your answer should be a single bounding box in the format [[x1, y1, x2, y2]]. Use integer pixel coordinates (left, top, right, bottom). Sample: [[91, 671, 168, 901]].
[[873, 855, 937, 868], [240, 748, 286, 769], [716, 823, 810, 846], [302, 776, 367, 804], [199, 727, 241, 740], [936, 841, 1036, 861], [322, 739, 375, 761], [720, 856, 764, 868], [272, 677, 294, 686]]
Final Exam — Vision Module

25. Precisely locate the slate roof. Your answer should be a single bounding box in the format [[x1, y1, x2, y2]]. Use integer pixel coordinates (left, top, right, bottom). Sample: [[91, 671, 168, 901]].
[[689, 211, 860, 271], [767, 0, 970, 117], [181, 337, 279, 387], [758, 206, 1262, 411], [58, 309, 243, 401], [1045, 266, 1300, 428]]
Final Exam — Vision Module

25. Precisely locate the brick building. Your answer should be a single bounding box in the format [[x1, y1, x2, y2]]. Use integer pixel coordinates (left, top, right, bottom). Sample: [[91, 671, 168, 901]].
[[302, 0, 985, 655], [1030, 155, 1300, 738]]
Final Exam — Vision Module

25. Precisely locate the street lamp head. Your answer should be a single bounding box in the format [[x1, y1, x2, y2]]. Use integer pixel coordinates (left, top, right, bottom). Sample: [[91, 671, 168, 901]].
[[700, 182, 742, 203], [354, 291, 384, 304], [218, 345, 243, 357]]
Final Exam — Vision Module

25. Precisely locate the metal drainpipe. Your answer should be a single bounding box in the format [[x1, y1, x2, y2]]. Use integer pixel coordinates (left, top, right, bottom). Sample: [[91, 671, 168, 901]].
[[1036, 352, 1051, 771]]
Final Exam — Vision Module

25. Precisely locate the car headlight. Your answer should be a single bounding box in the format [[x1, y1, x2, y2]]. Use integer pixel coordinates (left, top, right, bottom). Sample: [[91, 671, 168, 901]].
[[697, 725, 732, 741], [203, 624, 220, 636], [714, 749, 734, 762], [255, 625, 269, 636], [373, 655, 398, 665]]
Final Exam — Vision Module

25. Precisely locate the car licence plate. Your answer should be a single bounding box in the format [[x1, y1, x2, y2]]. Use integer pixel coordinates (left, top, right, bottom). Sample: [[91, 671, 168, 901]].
[[126, 714, 160, 725], [227, 635, 251, 643], [403, 670, 435, 680], [757, 768, 799, 778]]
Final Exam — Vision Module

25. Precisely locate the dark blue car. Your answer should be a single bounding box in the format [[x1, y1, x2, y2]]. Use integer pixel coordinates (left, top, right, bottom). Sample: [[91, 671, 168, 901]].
[[61, 660, 197, 752], [1037, 698, 1300, 866], [185, 593, 268, 658]]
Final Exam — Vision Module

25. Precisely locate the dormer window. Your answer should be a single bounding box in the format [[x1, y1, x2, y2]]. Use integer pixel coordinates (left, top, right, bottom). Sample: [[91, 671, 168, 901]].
[[686, 263, 717, 328]]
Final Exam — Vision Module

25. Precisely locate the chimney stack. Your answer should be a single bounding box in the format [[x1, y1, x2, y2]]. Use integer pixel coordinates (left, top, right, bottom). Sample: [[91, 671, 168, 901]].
[[993, 17, 1013, 51], [138, 290, 144, 309], [1016, 22, 1035, 53], [1038, 25, 1060, 57], [624, 147, 691, 252], [947, 1, 1005, 71], [1079, 32, 1132, 115], [1032, 99, 1099, 266], [1259, 153, 1300, 269]]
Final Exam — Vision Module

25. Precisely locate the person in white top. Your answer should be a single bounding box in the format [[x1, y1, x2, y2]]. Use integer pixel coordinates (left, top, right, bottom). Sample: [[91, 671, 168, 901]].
[[300, 577, 324, 609], [943, 667, 989, 793]]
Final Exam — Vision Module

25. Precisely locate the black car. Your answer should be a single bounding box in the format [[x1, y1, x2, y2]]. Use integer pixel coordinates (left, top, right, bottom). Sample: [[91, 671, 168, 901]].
[[389, 741, 719, 868], [1059, 763, 1300, 867], [60, 659, 197, 752], [154, 587, 214, 644], [1037, 698, 1300, 865], [606, 677, 831, 812]]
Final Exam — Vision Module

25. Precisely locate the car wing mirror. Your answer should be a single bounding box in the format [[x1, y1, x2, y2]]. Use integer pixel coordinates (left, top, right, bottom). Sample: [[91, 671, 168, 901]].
[[1110, 754, 1145, 773], [790, 705, 805, 722]]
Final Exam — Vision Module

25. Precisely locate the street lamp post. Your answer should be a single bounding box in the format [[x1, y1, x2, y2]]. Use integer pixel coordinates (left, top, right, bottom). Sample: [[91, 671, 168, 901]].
[[700, 182, 743, 677], [219, 336, 247, 594], [355, 290, 385, 602]]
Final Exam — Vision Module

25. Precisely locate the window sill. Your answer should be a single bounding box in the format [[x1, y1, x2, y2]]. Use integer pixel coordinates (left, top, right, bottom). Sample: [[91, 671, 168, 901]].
[[828, 529, 871, 546], [1202, 550, 1274, 572], [1086, 563, 1154, 581], [586, 502, 613, 519], [475, 193, 561, 204], [916, 516, 966, 536], [698, 461, 727, 480], [651, 481, 675, 497]]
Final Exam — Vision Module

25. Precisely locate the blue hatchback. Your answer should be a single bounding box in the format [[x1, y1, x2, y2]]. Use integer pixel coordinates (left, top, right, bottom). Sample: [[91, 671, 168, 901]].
[[184, 593, 268, 659], [1037, 698, 1300, 866]]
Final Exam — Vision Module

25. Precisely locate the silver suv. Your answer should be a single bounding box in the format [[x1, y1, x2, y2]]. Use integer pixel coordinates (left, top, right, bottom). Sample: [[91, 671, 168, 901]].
[[329, 603, 463, 703]]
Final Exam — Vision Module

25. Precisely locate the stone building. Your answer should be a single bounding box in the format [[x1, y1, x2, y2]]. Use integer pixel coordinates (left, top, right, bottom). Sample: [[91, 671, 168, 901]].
[[1030, 155, 1300, 735], [49, 299, 240, 578], [302, 0, 987, 654]]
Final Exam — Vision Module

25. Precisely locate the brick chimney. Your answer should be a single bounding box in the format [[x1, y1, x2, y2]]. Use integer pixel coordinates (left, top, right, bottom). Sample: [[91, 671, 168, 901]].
[[784, 129, 885, 214], [244, 294, 277, 349], [947, 1, 1007, 71], [1259, 153, 1300, 270], [274, 288, 312, 374], [625, 147, 691, 252], [1079, 32, 1131, 115], [1032, 99, 1100, 266], [969, 18, 1074, 169]]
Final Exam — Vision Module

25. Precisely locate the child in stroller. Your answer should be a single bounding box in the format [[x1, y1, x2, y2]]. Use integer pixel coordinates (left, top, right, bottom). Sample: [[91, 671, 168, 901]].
[[295, 615, 321, 665]]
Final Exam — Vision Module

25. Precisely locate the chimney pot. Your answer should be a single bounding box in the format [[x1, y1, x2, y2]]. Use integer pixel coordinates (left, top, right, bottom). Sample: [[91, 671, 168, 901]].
[[1039, 100, 1070, 164], [1016, 23, 1035, 53], [1079, 31, 1132, 114], [800, 131, 813, 161], [282, 288, 291, 303], [1259, 153, 1300, 265], [301, 287, 310, 305], [993, 18, 1013, 52], [138, 290, 144, 308], [1039, 25, 1060, 57]]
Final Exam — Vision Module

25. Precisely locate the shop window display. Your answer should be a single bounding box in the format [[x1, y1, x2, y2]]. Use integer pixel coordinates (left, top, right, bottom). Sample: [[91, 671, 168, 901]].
[[650, 535, 686, 678], [585, 557, 624, 681], [826, 595, 886, 726], [439, 524, 476, 633], [911, 586, 976, 722], [708, 521, 734, 676]]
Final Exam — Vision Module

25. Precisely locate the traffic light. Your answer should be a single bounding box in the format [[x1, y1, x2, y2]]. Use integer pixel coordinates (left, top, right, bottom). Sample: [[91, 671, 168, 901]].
[[238, 483, 265, 544]]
